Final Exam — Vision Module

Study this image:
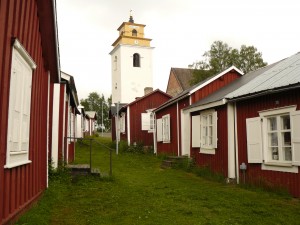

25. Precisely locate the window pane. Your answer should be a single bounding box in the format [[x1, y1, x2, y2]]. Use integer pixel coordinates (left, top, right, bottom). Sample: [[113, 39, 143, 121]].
[[281, 115, 290, 130], [271, 147, 279, 160], [282, 132, 291, 146], [208, 115, 212, 125], [283, 147, 292, 161], [209, 126, 212, 136], [209, 137, 212, 145], [202, 115, 207, 126], [269, 133, 278, 146], [268, 117, 277, 131]]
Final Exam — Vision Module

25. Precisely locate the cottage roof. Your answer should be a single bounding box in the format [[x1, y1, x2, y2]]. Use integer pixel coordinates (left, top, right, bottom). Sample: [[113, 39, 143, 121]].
[[226, 52, 300, 100], [155, 66, 243, 112], [85, 111, 97, 119], [61, 71, 80, 113], [170, 68, 194, 91], [184, 52, 300, 111], [121, 89, 171, 109]]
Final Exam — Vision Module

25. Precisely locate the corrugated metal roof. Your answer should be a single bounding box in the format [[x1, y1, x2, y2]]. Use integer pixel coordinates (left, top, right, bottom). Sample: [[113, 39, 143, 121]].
[[226, 52, 300, 99]]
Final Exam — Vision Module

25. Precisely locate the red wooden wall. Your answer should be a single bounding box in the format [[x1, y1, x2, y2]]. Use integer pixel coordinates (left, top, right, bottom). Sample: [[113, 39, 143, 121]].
[[236, 89, 300, 197], [190, 106, 229, 177], [0, 1, 58, 223], [156, 97, 189, 155], [191, 71, 240, 102], [156, 69, 241, 156], [128, 91, 171, 146]]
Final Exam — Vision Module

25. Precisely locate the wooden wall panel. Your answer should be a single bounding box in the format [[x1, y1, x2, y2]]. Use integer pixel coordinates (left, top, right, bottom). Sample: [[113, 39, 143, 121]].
[[0, 0, 53, 223], [236, 89, 300, 197], [191, 106, 229, 177]]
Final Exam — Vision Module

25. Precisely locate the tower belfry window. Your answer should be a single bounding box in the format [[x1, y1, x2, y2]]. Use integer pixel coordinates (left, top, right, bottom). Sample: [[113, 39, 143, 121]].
[[133, 53, 140, 67], [132, 29, 137, 36]]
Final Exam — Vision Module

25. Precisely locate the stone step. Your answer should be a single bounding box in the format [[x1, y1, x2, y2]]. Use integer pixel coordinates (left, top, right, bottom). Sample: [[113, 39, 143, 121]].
[[161, 155, 190, 169]]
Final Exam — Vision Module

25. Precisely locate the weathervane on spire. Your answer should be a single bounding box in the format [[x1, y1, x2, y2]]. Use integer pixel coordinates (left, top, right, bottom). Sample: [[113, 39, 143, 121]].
[[129, 9, 134, 23]]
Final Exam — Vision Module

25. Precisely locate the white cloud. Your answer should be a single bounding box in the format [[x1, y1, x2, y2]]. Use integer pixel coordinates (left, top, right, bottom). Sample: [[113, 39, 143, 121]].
[[57, 0, 300, 100]]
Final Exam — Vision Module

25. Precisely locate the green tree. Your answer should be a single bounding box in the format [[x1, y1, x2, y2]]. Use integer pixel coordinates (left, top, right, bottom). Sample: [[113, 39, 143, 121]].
[[190, 41, 267, 85], [80, 92, 112, 132]]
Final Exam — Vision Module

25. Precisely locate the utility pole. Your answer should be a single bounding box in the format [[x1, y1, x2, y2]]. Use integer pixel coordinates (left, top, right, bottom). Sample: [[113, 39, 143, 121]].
[[115, 101, 120, 155]]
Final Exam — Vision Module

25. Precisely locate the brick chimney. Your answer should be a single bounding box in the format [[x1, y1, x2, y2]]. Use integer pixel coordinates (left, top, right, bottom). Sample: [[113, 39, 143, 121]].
[[144, 87, 153, 96]]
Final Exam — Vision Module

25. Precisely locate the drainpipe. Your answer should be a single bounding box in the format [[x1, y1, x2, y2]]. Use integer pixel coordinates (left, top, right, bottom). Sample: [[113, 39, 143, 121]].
[[177, 102, 180, 156], [153, 112, 157, 155], [234, 102, 240, 184]]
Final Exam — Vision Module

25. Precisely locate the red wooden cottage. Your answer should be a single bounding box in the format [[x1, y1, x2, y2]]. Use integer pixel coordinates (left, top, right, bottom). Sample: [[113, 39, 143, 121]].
[[0, 0, 60, 224], [185, 52, 300, 197], [154, 66, 243, 156], [51, 71, 79, 168], [85, 111, 97, 136], [76, 105, 86, 138], [112, 88, 171, 148]]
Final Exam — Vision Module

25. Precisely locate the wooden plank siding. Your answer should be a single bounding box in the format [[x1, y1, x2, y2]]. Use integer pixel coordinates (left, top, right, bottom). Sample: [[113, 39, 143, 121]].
[[0, 0, 59, 223], [156, 97, 190, 155], [127, 91, 171, 146], [156, 69, 241, 156], [236, 88, 300, 197], [190, 106, 229, 177], [190, 71, 241, 103]]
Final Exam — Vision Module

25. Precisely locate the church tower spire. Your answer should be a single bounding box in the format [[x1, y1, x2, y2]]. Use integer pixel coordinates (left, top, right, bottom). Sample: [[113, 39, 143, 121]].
[[110, 16, 154, 104], [129, 10, 134, 23]]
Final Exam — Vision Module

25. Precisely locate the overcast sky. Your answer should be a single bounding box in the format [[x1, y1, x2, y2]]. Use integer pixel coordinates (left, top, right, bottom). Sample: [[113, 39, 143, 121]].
[[56, 0, 300, 100]]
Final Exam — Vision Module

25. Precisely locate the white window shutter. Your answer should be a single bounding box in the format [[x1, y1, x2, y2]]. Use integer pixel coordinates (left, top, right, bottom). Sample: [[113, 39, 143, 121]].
[[141, 113, 150, 130], [157, 118, 162, 142], [163, 115, 171, 142], [21, 68, 32, 151], [291, 111, 300, 166], [10, 66, 21, 152], [246, 117, 263, 163], [212, 111, 218, 148], [192, 115, 200, 148]]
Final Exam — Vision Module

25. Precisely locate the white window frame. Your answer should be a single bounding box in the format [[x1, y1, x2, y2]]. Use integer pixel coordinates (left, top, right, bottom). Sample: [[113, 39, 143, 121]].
[[141, 109, 155, 133], [5, 39, 36, 168], [195, 110, 218, 154], [246, 106, 299, 173], [157, 118, 163, 142]]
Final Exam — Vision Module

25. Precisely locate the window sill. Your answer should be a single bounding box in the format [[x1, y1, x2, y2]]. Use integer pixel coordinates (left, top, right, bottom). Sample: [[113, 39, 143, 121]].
[[4, 160, 32, 169], [200, 148, 215, 155], [261, 163, 298, 173], [264, 161, 293, 167]]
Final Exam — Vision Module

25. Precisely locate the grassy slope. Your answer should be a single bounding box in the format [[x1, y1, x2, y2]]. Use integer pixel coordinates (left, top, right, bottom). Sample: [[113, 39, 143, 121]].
[[16, 137, 300, 225]]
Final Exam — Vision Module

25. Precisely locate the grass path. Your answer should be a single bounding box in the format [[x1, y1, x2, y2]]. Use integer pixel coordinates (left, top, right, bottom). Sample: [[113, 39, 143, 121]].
[[16, 137, 300, 225]]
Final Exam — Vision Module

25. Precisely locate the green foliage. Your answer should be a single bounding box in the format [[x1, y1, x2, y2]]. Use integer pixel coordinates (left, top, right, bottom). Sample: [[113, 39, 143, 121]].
[[80, 92, 112, 131], [190, 40, 267, 85], [48, 159, 70, 181]]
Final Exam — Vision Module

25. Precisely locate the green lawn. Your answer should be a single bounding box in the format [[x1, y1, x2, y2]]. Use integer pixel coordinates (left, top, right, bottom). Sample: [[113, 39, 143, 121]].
[[16, 136, 300, 225]]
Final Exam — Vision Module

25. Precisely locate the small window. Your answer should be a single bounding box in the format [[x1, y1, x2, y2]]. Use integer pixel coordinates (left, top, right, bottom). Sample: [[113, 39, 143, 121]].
[[191, 110, 218, 154], [133, 53, 140, 67], [141, 111, 155, 132], [132, 29, 137, 36], [114, 56, 117, 70], [200, 111, 217, 150], [246, 106, 300, 172]]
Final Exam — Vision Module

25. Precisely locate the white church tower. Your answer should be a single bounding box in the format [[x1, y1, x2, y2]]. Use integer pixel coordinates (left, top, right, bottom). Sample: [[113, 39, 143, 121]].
[[110, 13, 154, 104]]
